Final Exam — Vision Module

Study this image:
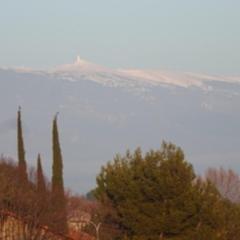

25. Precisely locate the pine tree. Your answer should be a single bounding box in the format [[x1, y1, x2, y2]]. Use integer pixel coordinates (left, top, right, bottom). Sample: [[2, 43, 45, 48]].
[[95, 142, 227, 239], [17, 107, 28, 183], [51, 114, 68, 233], [37, 153, 46, 194]]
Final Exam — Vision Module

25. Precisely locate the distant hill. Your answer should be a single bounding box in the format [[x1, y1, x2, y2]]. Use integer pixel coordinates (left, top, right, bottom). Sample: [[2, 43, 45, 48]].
[[0, 57, 239, 193]]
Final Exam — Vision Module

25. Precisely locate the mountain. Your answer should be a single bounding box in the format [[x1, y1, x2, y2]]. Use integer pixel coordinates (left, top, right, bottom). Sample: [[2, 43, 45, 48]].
[[0, 57, 239, 193]]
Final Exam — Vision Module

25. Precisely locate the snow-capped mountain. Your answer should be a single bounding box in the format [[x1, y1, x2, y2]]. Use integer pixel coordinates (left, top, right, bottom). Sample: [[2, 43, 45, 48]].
[[50, 56, 240, 89], [0, 57, 239, 193]]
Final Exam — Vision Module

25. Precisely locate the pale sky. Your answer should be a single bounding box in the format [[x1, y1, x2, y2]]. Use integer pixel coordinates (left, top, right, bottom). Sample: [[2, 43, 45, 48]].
[[0, 1, 240, 74]]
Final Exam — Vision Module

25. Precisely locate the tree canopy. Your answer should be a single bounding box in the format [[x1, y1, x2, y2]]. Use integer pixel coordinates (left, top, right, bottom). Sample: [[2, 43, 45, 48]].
[[95, 142, 240, 240]]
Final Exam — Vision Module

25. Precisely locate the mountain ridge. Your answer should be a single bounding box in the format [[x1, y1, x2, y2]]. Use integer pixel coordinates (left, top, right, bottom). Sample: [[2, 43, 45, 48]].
[[2, 56, 240, 90]]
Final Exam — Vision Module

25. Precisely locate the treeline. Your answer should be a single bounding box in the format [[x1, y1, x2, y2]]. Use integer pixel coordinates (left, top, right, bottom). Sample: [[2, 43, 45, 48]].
[[0, 108, 67, 235]]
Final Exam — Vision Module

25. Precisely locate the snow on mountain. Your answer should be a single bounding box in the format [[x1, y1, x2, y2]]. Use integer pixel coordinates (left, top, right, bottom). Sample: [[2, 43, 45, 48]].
[[2, 56, 240, 90], [50, 56, 121, 86], [48, 56, 240, 91], [118, 69, 205, 88]]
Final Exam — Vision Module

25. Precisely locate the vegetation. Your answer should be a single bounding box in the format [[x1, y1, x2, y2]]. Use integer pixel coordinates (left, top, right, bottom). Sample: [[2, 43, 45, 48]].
[[17, 107, 28, 184], [206, 167, 240, 203], [0, 109, 240, 240], [37, 153, 46, 194], [51, 114, 68, 234], [0, 110, 69, 239], [95, 143, 240, 240], [0, 157, 54, 239]]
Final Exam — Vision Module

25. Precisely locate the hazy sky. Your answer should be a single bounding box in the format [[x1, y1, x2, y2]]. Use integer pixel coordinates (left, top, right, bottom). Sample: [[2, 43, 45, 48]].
[[1, 1, 240, 74]]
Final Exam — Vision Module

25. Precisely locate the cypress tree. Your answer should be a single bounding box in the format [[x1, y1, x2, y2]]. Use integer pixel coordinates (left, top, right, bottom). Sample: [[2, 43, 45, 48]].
[[36, 153, 49, 226], [51, 114, 67, 233], [17, 107, 28, 183], [37, 153, 46, 194], [52, 114, 64, 195]]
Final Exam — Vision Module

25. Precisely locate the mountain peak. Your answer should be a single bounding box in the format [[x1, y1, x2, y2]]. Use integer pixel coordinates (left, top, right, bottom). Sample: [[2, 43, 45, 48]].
[[74, 55, 90, 66], [76, 55, 81, 64], [52, 56, 108, 74]]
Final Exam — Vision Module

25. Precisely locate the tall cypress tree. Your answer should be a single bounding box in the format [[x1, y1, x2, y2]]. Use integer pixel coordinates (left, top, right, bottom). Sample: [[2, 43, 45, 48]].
[[51, 114, 67, 233], [17, 107, 28, 183], [36, 153, 49, 226], [37, 153, 46, 194]]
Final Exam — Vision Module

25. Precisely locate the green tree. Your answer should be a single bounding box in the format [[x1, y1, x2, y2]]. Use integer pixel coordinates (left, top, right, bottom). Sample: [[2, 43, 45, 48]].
[[36, 153, 53, 227], [17, 107, 28, 183], [51, 114, 67, 233], [37, 153, 46, 194], [95, 142, 235, 240]]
